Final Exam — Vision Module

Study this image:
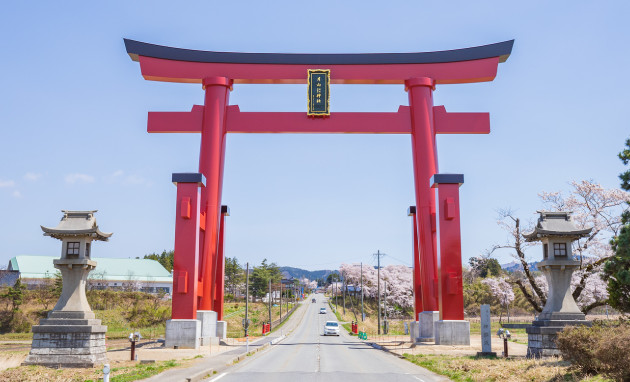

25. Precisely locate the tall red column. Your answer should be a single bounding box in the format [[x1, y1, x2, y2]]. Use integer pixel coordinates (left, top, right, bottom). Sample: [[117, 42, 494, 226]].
[[198, 77, 232, 311], [408, 206, 422, 320], [171, 173, 205, 319], [406, 78, 439, 313], [431, 174, 465, 320], [213, 205, 229, 320]]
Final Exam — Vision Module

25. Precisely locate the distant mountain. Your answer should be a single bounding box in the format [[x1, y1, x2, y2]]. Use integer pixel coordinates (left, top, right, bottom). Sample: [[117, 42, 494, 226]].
[[279, 267, 338, 281], [501, 261, 538, 273]]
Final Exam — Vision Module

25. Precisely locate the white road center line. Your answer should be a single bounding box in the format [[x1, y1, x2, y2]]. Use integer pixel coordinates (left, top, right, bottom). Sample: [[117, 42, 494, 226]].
[[209, 372, 228, 381]]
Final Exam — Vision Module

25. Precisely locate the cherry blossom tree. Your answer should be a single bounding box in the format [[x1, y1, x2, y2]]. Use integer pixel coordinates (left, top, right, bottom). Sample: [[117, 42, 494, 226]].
[[482, 277, 514, 322], [490, 180, 629, 313], [339, 263, 413, 314]]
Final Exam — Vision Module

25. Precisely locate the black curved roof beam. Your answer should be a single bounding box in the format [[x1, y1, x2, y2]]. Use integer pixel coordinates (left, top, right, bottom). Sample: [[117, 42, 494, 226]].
[[124, 39, 513, 65]]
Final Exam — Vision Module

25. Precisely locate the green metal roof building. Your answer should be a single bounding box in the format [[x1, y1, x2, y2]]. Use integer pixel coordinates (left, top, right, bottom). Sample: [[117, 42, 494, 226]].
[[7, 255, 172, 293]]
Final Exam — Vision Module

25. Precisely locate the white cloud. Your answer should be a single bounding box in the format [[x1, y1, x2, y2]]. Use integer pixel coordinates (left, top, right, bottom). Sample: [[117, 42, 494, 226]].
[[12, 190, 22, 198], [0, 180, 15, 188], [65, 173, 95, 184], [24, 172, 42, 181], [123, 174, 151, 186], [106, 170, 151, 187]]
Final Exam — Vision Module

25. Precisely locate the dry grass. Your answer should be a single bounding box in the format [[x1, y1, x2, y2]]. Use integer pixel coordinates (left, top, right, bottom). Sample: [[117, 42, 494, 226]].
[[224, 301, 297, 337], [0, 359, 194, 382], [403, 354, 611, 382]]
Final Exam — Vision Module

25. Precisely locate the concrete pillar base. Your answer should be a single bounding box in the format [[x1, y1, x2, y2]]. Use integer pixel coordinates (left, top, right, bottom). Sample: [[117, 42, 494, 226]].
[[408, 321, 420, 344], [434, 320, 470, 345], [165, 319, 201, 349], [418, 311, 439, 342], [216, 321, 227, 340], [197, 310, 217, 346]]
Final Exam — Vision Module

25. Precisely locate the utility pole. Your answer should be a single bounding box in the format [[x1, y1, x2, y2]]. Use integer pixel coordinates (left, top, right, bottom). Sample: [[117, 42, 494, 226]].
[[360, 262, 364, 321], [280, 281, 283, 320], [268, 278, 272, 330], [374, 250, 385, 334], [342, 272, 346, 315], [245, 262, 249, 351], [334, 278, 338, 311]]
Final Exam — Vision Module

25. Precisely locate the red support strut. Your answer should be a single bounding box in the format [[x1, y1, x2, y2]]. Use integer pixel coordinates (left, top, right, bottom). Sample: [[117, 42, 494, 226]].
[[431, 174, 465, 321], [408, 206, 423, 320], [213, 205, 230, 320], [171, 173, 205, 319]]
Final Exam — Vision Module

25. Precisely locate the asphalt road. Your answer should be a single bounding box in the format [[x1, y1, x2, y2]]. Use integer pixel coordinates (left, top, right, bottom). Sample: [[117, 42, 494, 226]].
[[207, 293, 447, 382]]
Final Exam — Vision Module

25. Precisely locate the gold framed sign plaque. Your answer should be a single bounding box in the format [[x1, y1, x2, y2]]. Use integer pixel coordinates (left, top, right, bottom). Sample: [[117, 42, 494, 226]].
[[307, 69, 330, 116]]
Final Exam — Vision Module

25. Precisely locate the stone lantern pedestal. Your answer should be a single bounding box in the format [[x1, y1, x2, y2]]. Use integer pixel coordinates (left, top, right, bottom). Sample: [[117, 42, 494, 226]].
[[23, 211, 111, 367], [526, 258, 591, 358], [524, 211, 592, 358]]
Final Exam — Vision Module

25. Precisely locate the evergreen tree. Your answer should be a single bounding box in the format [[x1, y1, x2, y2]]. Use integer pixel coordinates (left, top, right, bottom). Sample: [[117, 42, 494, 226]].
[[2, 278, 26, 314], [249, 259, 282, 299], [224, 257, 243, 300], [604, 138, 630, 313], [326, 272, 340, 285], [144, 250, 174, 272], [53, 271, 63, 298], [469, 256, 502, 278]]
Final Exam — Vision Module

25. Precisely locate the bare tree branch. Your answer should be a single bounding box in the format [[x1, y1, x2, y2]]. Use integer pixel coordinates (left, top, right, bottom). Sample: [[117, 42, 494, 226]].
[[509, 278, 542, 312], [581, 299, 608, 315]]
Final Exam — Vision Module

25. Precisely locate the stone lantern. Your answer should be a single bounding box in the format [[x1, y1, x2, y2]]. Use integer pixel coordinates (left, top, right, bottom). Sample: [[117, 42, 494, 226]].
[[524, 211, 592, 358], [24, 210, 111, 367]]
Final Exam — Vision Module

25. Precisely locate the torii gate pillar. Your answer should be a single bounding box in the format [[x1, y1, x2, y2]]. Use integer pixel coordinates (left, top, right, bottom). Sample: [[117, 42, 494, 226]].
[[431, 174, 469, 345], [407, 78, 440, 341], [198, 77, 232, 311]]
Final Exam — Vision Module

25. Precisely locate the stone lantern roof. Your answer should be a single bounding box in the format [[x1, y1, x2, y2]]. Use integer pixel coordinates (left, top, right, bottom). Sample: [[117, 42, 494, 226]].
[[41, 210, 112, 241], [523, 211, 591, 242]]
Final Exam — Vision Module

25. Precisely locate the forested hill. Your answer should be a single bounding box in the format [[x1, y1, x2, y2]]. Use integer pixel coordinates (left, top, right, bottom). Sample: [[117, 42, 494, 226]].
[[279, 267, 337, 280]]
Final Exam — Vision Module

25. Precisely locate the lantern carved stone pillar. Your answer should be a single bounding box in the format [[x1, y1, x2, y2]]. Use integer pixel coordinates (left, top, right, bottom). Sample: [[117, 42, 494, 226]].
[[23, 210, 111, 368], [524, 211, 592, 358]]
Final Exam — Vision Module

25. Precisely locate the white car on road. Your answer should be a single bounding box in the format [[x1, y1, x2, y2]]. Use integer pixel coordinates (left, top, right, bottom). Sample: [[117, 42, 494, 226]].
[[319, 307, 327, 314], [324, 321, 340, 336]]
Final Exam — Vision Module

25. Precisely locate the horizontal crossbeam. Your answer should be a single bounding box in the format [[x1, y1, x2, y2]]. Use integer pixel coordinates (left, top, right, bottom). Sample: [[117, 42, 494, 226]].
[[147, 105, 203, 133], [226, 106, 411, 134], [432, 106, 490, 134], [137, 56, 502, 85], [146, 105, 490, 135]]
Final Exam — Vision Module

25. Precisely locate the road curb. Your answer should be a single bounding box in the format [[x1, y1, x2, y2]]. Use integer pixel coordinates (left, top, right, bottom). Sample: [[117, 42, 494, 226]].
[[270, 335, 286, 345], [366, 342, 406, 359], [183, 341, 275, 382], [147, 299, 311, 382], [182, 329, 289, 380]]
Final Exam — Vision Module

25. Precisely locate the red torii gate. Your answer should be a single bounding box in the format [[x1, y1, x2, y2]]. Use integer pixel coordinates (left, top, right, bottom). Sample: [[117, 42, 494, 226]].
[[124, 39, 512, 327]]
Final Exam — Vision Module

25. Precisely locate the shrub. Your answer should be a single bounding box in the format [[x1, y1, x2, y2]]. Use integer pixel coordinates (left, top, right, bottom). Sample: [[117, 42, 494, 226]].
[[557, 320, 630, 381]]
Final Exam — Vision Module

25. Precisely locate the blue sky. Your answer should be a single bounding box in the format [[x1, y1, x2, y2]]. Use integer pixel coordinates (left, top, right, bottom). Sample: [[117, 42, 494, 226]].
[[0, 1, 628, 271]]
